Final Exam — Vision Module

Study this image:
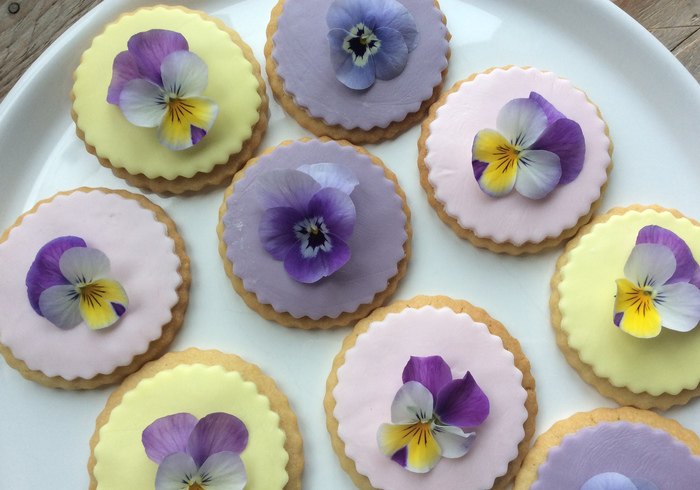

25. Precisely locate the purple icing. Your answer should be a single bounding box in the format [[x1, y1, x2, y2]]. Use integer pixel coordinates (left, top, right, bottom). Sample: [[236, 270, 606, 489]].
[[271, 0, 449, 130], [532, 421, 700, 489], [222, 139, 408, 319]]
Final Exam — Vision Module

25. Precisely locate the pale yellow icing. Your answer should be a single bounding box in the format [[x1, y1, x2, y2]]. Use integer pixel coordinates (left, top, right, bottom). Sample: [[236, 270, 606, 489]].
[[93, 364, 289, 489], [558, 209, 700, 395], [72, 7, 261, 180]]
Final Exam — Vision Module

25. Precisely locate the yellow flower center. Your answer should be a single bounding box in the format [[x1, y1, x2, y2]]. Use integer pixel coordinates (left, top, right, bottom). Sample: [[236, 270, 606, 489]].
[[166, 97, 195, 125], [189, 483, 204, 490]]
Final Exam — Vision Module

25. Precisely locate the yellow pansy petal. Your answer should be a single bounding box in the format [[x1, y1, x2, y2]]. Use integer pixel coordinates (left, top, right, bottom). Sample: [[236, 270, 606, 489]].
[[158, 96, 218, 150], [79, 278, 128, 330], [378, 423, 415, 456], [472, 129, 518, 197], [615, 279, 662, 338], [405, 423, 442, 473]]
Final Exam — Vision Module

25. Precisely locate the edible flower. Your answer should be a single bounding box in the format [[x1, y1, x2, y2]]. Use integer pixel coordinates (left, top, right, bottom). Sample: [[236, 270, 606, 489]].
[[376, 356, 489, 473], [25, 236, 128, 330], [142, 412, 248, 490], [107, 29, 218, 150], [256, 162, 359, 283], [472, 92, 585, 199], [327, 0, 419, 90], [581, 472, 658, 490], [614, 225, 700, 338]]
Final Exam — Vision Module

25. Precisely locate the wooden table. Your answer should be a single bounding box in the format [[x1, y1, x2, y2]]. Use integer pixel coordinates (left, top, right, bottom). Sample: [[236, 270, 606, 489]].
[[0, 0, 698, 102]]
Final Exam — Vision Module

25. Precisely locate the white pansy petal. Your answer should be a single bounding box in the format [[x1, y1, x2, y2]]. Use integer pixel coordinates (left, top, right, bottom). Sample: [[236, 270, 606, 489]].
[[154, 452, 196, 490], [496, 97, 548, 148], [432, 424, 477, 459], [390, 381, 434, 424], [624, 243, 677, 289], [655, 282, 700, 332], [58, 246, 111, 284], [119, 78, 167, 127], [297, 163, 359, 194], [513, 149, 562, 199], [161, 51, 208, 98], [197, 452, 247, 490]]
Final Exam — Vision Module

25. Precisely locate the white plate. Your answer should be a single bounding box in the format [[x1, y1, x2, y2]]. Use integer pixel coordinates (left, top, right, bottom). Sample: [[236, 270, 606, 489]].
[[1, 0, 699, 488]]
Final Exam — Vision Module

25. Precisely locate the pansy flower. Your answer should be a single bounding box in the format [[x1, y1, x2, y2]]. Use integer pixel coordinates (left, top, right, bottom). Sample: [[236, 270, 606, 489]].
[[107, 29, 218, 150], [327, 0, 419, 90], [25, 236, 128, 330], [614, 225, 700, 338], [142, 412, 248, 490], [377, 356, 489, 473], [581, 472, 658, 490], [472, 92, 585, 199], [256, 162, 359, 283]]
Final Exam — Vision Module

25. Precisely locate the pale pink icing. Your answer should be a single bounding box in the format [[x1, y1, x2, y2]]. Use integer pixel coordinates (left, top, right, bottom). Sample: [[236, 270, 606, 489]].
[[0, 190, 182, 380], [424, 67, 611, 246], [333, 306, 528, 489]]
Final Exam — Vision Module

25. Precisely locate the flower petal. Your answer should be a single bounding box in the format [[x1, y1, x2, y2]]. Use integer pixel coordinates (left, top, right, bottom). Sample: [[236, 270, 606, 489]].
[[154, 452, 197, 490], [390, 380, 434, 424], [377, 423, 415, 460], [197, 451, 247, 490], [432, 425, 477, 459], [401, 356, 453, 403], [374, 0, 419, 51], [615, 278, 662, 338], [119, 78, 167, 128], [328, 28, 377, 90], [78, 278, 128, 330], [472, 129, 518, 197], [435, 372, 489, 427], [529, 118, 585, 185], [327, 0, 365, 30], [624, 243, 677, 290], [307, 188, 356, 241], [528, 91, 566, 125], [186, 412, 248, 468], [37, 284, 82, 329], [297, 163, 359, 195], [283, 233, 350, 283], [654, 282, 700, 333], [58, 246, 111, 285], [580, 472, 641, 490], [513, 149, 562, 199], [142, 413, 199, 465], [256, 169, 322, 212], [496, 97, 548, 149], [127, 29, 189, 86], [372, 27, 409, 81], [26, 236, 85, 315], [107, 51, 142, 105], [160, 50, 209, 98], [259, 207, 306, 260], [636, 225, 697, 285], [377, 421, 442, 473], [157, 96, 219, 150]]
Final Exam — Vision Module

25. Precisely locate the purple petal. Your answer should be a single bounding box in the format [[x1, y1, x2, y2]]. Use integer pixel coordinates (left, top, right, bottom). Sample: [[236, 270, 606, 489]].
[[296, 163, 359, 194], [142, 413, 198, 464], [154, 452, 197, 490], [327, 0, 365, 29], [401, 356, 453, 403], [283, 234, 351, 283], [581, 472, 642, 490], [307, 188, 356, 241], [127, 29, 189, 86], [26, 236, 86, 315], [529, 92, 566, 125], [186, 412, 248, 467], [435, 372, 489, 428], [372, 27, 409, 80], [636, 225, 697, 285], [259, 206, 306, 260], [256, 169, 321, 213], [530, 118, 585, 185], [372, 0, 419, 50], [107, 51, 142, 105], [328, 29, 376, 90]]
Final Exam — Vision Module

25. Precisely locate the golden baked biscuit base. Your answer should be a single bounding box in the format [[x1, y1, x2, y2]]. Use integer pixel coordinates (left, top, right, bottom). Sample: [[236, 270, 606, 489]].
[[0, 187, 190, 390], [513, 406, 700, 489], [87, 347, 304, 490], [70, 5, 269, 194], [264, 0, 450, 145], [550, 204, 700, 409], [417, 65, 614, 255], [324, 295, 538, 490], [217, 137, 412, 329]]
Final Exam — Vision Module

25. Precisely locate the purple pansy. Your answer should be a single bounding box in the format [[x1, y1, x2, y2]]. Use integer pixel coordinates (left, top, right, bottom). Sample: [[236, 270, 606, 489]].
[[107, 29, 218, 150], [614, 225, 700, 338], [25, 236, 128, 330], [472, 92, 586, 199], [142, 412, 248, 490], [376, 356, 490, 473], [256, 162, 359, 283], [581, 472, 658, 490], [327, 0, 419, 90]]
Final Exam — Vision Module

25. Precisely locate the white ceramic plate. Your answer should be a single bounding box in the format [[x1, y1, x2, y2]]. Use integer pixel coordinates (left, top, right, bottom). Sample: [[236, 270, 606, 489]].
[[1, 0, 699, 488]]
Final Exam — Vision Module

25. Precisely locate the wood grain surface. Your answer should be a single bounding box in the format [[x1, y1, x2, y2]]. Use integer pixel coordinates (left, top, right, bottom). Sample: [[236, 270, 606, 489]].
[[0, 0, 698, 102]]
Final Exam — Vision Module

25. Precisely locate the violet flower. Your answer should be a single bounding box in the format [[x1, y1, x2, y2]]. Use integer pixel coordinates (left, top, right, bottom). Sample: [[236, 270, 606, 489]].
[[142, 412, 248, 490], [614, 225, 700, 338], [107, 29, 218, 150], [25, 236, 128, 330], [327, 0, 419, 90], [376, 356, 490, 473], [581, 472, 658, 490], [472, 92, 585, 199], [256, 162, 359, 283]]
